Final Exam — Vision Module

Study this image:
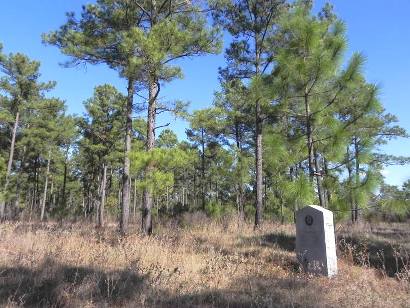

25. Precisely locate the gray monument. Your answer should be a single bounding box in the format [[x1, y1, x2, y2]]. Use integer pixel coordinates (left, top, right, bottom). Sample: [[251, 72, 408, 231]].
[[295, 205, 337, 277]]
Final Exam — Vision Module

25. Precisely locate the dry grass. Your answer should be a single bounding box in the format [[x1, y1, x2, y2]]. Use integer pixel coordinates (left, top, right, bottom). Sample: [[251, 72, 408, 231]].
[[0, 217, 409, 307], [338, 221, 410, 279]]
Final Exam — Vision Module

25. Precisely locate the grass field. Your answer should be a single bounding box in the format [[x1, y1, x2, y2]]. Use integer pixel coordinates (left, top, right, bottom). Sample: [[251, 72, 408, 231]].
[[0, 216, 409, 307]]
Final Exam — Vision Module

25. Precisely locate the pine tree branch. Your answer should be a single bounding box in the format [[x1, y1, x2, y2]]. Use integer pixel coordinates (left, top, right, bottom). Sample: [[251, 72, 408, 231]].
[[154, 123, 170, 131]]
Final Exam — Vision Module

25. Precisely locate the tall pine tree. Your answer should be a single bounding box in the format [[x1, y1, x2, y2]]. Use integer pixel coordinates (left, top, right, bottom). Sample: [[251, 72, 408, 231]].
[[44, 0, 221, 234]]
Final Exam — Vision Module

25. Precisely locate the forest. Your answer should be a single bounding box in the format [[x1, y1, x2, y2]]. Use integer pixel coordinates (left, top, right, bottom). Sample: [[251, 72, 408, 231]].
[[1, 0, 408, 232], [0, 1, 409, 306]]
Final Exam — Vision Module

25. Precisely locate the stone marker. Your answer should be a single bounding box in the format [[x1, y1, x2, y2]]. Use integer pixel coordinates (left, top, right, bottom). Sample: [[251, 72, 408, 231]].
[[295, 205, 337, 277]]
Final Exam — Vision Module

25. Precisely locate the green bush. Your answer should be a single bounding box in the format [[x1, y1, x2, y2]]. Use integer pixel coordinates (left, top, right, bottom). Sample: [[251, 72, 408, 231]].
[[205, 201, 236, 219], [205, 201, 224, 218]]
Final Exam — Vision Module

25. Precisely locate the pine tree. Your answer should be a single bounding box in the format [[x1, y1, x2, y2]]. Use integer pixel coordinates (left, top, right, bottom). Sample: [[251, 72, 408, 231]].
[[44, 0, 221, 234], [55, 116, 78, 218], [130, 130, 192, 217], [272, 1, 364, 208], [0, 48, 55, 220], [187, 108, 225, 210], [214, 79, 252, 220], [211, 0, 286, 228], [78, 85, 125, 227], [339, 79, 408, 222], [377, 181, 410, 220], [20, 98, 67, 221]]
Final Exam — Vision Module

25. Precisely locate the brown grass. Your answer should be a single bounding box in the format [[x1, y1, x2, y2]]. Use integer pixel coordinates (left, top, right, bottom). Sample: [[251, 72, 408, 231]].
[[0, 217, 409, 307], [338, 221, 410, 279]]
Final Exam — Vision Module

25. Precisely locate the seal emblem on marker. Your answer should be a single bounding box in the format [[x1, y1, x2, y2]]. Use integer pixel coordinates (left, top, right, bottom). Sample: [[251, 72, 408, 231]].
[[305, 215, 313, 226]]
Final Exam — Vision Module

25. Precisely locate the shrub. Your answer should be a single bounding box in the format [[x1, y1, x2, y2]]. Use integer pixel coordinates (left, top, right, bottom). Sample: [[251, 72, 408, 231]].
[[244, 203, 255, 220], [205, 201, 224, 218]]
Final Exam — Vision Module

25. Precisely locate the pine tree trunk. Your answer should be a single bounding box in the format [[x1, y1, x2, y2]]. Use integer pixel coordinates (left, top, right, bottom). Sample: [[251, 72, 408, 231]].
[[200, 128, 206, 210], [31, 156, 39, 213], [182, 186, 185, 208], [254, 41, 264, 229], [142, 79, 158, 235], [354, 137, 360, 222], [98, 164, 107, 227], [304, 93, 325, 208], [120, 78, 134, 235], [62, 156, 68, 209], [1, 112, 20, 220], [345, 146, 354, 223], [49, 179, 54, 209], [237, 157, 244, 222], [40, 151, 51, 221], [305, 96, 315, 178], [52, 183, 57, 211], [82, 195, 86, 218], [24, 190, 30, 221], [235, 123, 245, 221], [314, 151, 326, 208], [13, 190, 20, 219], [323, 157, 331, 205], [255, 99, 263, 228], [291, 166, 299, 211], [13, 145, 27, 220], [95, 173, 101, 224], [133, 178, 137, 219]]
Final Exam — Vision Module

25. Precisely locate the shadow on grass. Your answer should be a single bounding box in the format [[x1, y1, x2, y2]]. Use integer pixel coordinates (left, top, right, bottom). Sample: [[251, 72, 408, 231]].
[[0, 258, 146, 307], [248, 229, 408, 278], [238, 232, 296, 252], [338, 235, 409, 277], [260, 233, 296, 252], [371, 229, 410, 243], [261, 230, 409, 277], [0, 257, 324, 307], [161, 275, 324, 308]]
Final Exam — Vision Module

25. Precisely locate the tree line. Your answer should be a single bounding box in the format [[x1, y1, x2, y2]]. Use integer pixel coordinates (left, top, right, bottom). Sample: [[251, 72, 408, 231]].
[[0, 0, 408, 234]]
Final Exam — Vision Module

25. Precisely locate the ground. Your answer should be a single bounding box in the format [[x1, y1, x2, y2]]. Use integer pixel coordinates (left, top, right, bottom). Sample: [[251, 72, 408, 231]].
[[0, 215, 409, 307]]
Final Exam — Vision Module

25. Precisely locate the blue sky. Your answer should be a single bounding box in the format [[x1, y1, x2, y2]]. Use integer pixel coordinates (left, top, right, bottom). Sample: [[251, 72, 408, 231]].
[[0, 0, 409, 186]]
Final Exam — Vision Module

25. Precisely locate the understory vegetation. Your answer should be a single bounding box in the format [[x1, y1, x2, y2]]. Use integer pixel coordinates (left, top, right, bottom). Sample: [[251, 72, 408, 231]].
[[0, 219, 409, 307]]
